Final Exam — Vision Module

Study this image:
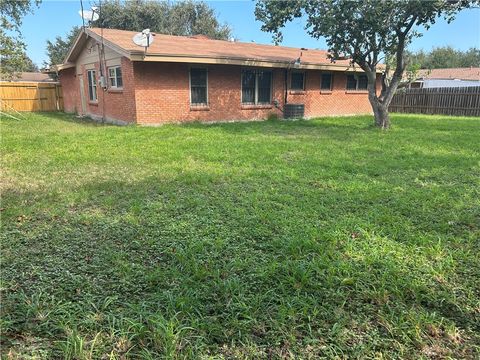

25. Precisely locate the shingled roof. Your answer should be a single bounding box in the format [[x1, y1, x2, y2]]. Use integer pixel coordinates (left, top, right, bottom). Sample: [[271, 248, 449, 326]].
[[61, 28, 379, 73], [417, 67, 480, 81], [9, 72, 56, 82]]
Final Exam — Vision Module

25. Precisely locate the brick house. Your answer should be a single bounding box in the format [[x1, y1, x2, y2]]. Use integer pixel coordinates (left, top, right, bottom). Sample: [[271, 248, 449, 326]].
[[57, 28, 381, 125]]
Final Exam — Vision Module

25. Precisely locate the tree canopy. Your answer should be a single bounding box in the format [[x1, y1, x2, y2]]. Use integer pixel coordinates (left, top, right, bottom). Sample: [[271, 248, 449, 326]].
[[44, 26, 81, 68], [92, 0, 232, 40], [45, 0, 232, 67], [1, 0, 40, 79], [406, 46, 480, 69], [255, 0, 477, 128]]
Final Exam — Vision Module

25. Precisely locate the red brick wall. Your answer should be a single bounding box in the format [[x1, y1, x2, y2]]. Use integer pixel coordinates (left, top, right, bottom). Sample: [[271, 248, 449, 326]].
[[134, 63, 284, 125], [287, 70, 381, 118], [61, 58, 380, 125], [59, 67, 80, 114], [59, 57, 136, 124], [134, 62, 379, 124]]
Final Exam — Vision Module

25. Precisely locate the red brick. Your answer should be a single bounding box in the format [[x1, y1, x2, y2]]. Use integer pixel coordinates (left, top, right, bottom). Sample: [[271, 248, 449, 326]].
[[60, 60, 380, 125]]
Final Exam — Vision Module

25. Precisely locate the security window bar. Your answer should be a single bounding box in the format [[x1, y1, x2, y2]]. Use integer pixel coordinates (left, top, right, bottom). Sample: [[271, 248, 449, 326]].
[[108, 66, 123, 89], [87, 70, 97, 102], [241, 69, 272, 105], [321, 73, 333, 90], [346, 74, 368, 90], [257, 71, 272, 104], [291, 71, 305, 90], [190, 68, 208, 105]]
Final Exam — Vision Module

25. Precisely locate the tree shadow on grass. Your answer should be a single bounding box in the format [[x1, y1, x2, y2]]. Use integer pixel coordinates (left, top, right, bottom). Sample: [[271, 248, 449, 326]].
[[2, 164, 479, 357], [180, 115, 376, 137]]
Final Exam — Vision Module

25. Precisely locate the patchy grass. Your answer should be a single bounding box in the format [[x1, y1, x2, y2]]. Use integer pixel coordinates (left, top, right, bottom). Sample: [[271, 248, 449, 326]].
[[1, 112, 479, 359]]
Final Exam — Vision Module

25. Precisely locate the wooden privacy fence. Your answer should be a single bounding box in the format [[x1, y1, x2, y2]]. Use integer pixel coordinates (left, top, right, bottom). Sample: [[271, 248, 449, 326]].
[[389, 86, 480, 117], [0, 82, 64, 112]]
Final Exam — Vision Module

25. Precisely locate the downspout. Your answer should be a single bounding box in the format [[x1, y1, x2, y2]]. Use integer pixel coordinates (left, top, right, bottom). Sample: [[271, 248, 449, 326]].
[[274, 69, 288, 113]]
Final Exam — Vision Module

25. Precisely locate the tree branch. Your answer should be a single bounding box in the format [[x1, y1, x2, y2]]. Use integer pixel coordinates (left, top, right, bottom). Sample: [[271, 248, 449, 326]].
[[402, 15, 418, 35]]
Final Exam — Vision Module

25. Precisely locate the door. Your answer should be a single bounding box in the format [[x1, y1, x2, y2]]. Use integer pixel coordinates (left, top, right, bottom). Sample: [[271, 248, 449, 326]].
[[79, 76, 87, 115]]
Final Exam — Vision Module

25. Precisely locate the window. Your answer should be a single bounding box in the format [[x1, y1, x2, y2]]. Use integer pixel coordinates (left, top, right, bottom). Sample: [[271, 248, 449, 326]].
[[257, 71, 272, 104], [346, 74, 357, 90], [346, 74, 368, 91], [290, 71, 305, 90], [358, 75, 368, 90], [108, 66, 123, 89], [321, 73, 333, 91], [242, 70, 255, 104], [87, 70, 97, 102], [241, 69, 272, 105], [190, 68, 208, 105]]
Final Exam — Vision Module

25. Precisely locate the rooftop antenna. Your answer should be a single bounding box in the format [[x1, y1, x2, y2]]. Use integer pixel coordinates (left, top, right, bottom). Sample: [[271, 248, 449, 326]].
[[78, 0, 106, 122], [78, 4, 99, 28], [133, 29, 155, 54]]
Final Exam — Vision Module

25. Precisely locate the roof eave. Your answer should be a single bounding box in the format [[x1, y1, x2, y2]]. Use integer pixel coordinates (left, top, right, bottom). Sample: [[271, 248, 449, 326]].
[[134, 52, 382, 73], [54, 63, 76, 71], [63, 29, 88, 65], [60, 28, 132, 69]]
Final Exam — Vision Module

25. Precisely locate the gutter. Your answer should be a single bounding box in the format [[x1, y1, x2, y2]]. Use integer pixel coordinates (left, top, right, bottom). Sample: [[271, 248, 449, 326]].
[[133, 52, 383, 73]]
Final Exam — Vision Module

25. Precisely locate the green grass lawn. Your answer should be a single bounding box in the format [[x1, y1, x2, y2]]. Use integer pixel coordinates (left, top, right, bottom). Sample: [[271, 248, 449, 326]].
[[1, 112, 479, 359]]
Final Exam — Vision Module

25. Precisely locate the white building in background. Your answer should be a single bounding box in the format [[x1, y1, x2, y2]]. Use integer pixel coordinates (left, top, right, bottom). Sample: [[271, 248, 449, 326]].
[[410, 67, 480, 88]]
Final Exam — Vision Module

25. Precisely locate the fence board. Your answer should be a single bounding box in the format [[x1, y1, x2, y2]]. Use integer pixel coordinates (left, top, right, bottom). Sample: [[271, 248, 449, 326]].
[[389, 86, 480, 117], [0, 82, 63, 112]]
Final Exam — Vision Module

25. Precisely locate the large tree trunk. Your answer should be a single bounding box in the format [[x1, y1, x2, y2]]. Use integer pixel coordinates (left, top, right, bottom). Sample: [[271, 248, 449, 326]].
[[364, 66, 403, 129], [366, 72, 391, 129], [360, 29, 409, 129], [370, 98, 390, 129]]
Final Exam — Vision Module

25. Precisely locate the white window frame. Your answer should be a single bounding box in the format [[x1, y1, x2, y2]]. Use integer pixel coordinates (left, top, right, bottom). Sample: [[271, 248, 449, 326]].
[[189, 67, 208, 106], [87, 70, 97, 102], [241, 69, 273, 105], [108, 66, 123, 89]]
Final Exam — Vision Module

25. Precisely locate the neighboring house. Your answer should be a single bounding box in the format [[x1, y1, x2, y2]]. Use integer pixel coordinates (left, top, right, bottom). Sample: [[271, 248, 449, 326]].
[[57, 28, 382, 125], [2, 72, 57, 83], [409, 67, 480, 89]]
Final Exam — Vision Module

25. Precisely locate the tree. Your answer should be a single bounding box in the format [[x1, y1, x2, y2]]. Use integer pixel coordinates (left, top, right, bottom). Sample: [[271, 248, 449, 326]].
[[459, 47, 480, 67], [45, 1, 232, 68], [23, 54, 39, 72], [405, 46, 480, 69], [45, 26, 81, 67], [0, 51, 38, 74], [424, 46, 460, 68], [92, 0, 232, 40], [0, 0, 40, 79], [255, 0, 477, 129]]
